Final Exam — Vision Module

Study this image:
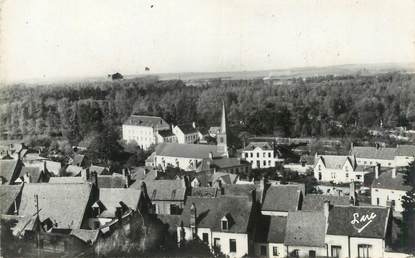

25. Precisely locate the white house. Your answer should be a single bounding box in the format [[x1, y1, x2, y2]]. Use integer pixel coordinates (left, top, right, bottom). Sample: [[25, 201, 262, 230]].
[[326, 205, 391, 258], [241, 142, 283, 169], [350, 144, 415, 168], [371, 167, 412, 213], [172, 122, 202, 144], [122, 115, 170, 150], [156, 130, 178, 144], [314, 155, 372, 184], [178, 196, 254, 258]]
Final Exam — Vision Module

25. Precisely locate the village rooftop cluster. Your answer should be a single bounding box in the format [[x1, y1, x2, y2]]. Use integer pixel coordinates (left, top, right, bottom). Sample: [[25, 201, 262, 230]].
[[0, 103, 414, 258]]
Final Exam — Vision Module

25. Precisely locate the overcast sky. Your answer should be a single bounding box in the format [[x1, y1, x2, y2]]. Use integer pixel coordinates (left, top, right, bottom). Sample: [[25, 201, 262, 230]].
[[1, 0, 414, 83]]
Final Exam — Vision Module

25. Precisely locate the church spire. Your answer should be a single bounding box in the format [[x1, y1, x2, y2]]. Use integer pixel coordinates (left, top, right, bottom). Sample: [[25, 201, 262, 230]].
[[217, 101, 228, 157], [220, 101, 227, 133]]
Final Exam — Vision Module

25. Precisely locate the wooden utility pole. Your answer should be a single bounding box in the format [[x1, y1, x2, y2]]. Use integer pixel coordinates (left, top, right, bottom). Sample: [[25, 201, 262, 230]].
[[34, 194, 40, 257]]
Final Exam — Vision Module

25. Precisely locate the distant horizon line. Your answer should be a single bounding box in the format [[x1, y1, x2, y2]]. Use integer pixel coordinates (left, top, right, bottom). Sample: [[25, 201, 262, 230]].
[[3, 61, 415, 86]]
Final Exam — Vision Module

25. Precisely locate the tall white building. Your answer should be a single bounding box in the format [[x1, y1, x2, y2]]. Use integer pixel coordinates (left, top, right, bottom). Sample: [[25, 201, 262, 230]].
[[122, 115, 170, 150], [241, 142, 283, 169]]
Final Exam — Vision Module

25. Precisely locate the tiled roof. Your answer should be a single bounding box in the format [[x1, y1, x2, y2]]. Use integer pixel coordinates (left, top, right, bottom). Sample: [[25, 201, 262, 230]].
[[0, 159, 22, 184], [180, 196, 253, 234], [49, 176, 86, 184], [222, 184, 260, 202], [255, 215, 287, 243], [157, 130, 175, 137], [211, 172, 238, 185], [0, 184, 23, 214], [317, 155, 355, 170], [155, 143, 220, 159], [176, 123, 198, 134], [191, 187, 218, 198], [130, 167, 158, 181], [371, 170, 412, 191], [211, 158, 248, 169], [351, 146, 396, 160], [262, 185, 301, 212], [17, 166, 42, 183], [285, 211, 326, 247], [327, 206, 390, 238], [123, 115, 170, 129], [97, 174, 127, 188], [98, 188, 142, 218], [302, 194, 350, 211], [19, 183, 92, 229], [243, 142, 273, 151], [130, 179, 186, 201], [396, 145, 415, 156], [65, 165, 84, 176], [89, 165, 109, 175], [72, 154, 85, 166]]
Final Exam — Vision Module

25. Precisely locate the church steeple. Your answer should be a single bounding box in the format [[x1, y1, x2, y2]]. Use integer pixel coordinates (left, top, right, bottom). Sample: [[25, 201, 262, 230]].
[[217, 101, 229, 157]]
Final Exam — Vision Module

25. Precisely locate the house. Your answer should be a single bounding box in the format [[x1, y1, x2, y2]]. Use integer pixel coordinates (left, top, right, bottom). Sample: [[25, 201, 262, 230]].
[[88, 188, 145, 229], [314, 155, 372, 183], [326, 205, 391, 258], [284, 211, 327, 257], [18, 183, 93, 230], [283, 155, 314, 174], [371, 167, 411, 213], [0, 184, 23, 214], [261, 185, 302, 216], [254, 215, 287, 258], [122, 115, 170, 150], [178, 196, 254, 258], [172, 122, 202, 144], [191, 170, 239, 188], [0, 159, 23, 184], [241, 142, 283, 169], [350, 144, 415, 168], [156, 130, 178, 144], [211, 158, 251, 175], [97, 173, 130, 188], [153, 143, 222, 171], [14, 166, 49, 184], [130, 179, 186, 215]]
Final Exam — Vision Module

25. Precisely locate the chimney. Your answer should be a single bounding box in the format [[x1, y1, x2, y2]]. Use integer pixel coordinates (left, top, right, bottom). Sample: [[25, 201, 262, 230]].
[[392, 167, 397, 179], [91, 172, 98, 187], [349, 182, 356, 206], [375, 163, 380, 179], [190, 203, 197, 238]]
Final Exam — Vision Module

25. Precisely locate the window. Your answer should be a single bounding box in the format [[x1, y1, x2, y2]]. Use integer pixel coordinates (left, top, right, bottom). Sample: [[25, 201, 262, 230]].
[[257, 161, 260, 168], [220, 137, 224, 143], [214, 238, 221, 249], [346, 173, 349, 178], [318, 172, 322, 180], [244, 153, 248, 158], [152, 190, 157, 199], [358, 244, 371, 258], [229, 239, 236, 252], [250, 153, 253, 158], [391, 200, 396, 207], [376, 198, 380, 206], [263, 153, 266, 158], [290, 249, 299, 258], [331, 245, 341, 258], [221, 220, 228, 230], [268, 152, 271, 158], [260, 245, 267, 256], [94, 221, 100, 229], [309, 250, 316, 258], [202, 233, 209, 243], [263, 161, 266, 166], [170, 204, 181, 215], [272, 246, 279, 256], [268, 160, 271, 166], [257, 153, 260, 158]]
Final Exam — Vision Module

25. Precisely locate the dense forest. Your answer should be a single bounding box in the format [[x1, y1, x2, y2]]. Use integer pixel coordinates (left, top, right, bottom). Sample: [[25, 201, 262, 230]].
[[1, 72, 415, 152]]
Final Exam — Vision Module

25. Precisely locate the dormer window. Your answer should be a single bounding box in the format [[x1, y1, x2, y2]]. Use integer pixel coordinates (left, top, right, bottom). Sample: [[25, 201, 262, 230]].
[[221, 220, 228, 230], [221, 215, 232, 231]]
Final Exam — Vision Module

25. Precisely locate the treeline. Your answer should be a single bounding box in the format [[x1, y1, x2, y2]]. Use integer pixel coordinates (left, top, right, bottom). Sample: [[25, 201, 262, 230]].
[[1, 72, 415, 150]]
